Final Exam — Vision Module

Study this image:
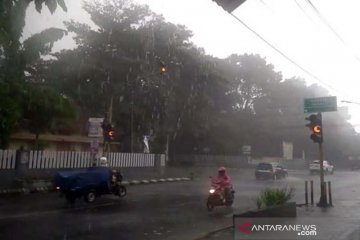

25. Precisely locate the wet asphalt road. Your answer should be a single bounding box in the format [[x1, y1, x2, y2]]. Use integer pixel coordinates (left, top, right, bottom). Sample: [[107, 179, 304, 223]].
[[0, 168, 359, 240]]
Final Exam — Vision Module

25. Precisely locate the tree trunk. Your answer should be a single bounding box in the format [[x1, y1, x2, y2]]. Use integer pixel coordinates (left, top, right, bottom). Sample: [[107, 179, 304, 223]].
[[35, 133, 40, 150]]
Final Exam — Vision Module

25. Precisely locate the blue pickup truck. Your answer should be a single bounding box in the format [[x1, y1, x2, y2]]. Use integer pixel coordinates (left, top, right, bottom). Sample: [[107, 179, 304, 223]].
[[53, 167, 126, 203]]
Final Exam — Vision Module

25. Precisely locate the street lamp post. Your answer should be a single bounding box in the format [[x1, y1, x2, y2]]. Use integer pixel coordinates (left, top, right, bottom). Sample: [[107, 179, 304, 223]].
[[342, 100, 360, 105], [130, 71, 162, 153]]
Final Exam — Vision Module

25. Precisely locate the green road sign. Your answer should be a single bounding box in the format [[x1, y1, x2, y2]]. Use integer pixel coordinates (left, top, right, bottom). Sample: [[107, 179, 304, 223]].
[[304, 96, 337, 113]]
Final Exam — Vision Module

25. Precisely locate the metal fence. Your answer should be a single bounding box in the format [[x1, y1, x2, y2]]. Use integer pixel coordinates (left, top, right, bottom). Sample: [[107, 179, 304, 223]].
[[0, 150, 158, 169]]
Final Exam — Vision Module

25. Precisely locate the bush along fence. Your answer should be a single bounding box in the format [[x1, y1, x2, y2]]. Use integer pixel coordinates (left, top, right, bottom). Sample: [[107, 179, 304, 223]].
[[0, 150, 165, 170]]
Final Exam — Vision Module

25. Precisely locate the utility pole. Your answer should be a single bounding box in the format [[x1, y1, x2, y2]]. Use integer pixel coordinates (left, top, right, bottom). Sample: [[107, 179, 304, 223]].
[[104, 96, 113, 156], [130, 73, 134, 153], [130, 89, 134, 153], [318, 136, 327, 206]]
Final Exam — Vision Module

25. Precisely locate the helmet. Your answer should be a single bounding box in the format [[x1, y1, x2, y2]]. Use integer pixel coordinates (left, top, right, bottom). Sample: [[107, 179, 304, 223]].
[[218, 166, 226, 173], [99, 156, 108, 167]]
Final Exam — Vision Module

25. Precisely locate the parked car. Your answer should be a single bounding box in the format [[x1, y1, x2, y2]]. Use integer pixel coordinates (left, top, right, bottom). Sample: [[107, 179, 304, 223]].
[[255, 162, 288, 180], [350, 161, 360, 171], [309, 160, 334, 174], [53, 167, 126, 203]]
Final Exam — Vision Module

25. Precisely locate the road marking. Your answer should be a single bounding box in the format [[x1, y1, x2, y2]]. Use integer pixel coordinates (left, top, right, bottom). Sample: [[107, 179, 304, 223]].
[[0, 202, 115, 220]]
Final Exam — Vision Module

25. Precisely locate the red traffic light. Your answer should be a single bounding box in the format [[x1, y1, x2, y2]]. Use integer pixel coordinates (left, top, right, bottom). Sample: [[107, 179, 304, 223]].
[[102, 121, 115, 141], [160, 66, 166, 74], [313, 125, 321, 134], [107, 130, 115, 139], [305, 113, 322, 143]]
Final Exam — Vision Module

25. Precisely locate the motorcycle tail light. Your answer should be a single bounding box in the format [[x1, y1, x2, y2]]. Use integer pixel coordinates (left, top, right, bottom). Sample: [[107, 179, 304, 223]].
[[209, 189, 215, 194]]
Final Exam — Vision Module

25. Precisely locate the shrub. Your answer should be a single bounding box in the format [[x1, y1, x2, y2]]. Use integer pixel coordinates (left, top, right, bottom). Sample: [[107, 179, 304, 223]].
[[256, 187, 294, 209]]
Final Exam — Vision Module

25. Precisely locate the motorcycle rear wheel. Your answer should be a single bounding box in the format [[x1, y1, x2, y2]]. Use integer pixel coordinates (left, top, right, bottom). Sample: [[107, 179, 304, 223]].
[[207, 200, 214, 211], [118, 185, 127, 197]]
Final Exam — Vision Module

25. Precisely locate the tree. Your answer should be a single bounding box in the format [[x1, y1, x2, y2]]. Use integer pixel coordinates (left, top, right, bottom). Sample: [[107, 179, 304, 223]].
[[22, 85, 76, 149], [0, 0, 68, 148], [0, 0, 67, 81], [221, 54, 282, 112], [46, 0, 228, 154], [0, 81, 22, 148]]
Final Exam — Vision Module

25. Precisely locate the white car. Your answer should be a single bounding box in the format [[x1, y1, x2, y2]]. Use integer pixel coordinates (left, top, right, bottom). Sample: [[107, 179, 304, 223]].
[[309, 160, 334, 174]]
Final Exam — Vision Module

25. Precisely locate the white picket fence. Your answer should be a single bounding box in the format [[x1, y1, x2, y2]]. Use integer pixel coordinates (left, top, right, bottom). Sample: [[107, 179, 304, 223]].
[[105, 152, 155, 168], [29, 151, 92, 169], [0, 149, 16, 169], [0, 150, 157, 169]]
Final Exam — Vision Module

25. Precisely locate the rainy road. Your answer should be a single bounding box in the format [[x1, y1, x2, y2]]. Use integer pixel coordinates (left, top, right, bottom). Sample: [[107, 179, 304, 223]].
[[1, 168, 359, 240]]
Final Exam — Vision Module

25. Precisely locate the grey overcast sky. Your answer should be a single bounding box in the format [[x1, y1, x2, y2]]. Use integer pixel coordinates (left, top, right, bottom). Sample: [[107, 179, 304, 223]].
[[23, 0, 360, 131]]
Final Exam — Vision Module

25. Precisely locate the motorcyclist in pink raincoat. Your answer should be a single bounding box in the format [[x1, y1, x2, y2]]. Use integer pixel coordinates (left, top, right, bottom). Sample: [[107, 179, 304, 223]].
[[211, 167, 232, 202]]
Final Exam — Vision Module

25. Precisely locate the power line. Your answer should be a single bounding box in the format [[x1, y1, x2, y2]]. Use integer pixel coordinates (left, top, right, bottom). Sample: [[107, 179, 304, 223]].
[[258, 0, 268, 8], [305, 0, 345, 43], [293, 0, 314, 23], [229, 13, 341, 94], [305, 0, 360, 63]]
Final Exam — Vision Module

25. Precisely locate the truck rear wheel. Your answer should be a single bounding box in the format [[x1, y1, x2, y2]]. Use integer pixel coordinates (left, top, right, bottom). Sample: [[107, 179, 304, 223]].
[[84, 190, 97, 203]]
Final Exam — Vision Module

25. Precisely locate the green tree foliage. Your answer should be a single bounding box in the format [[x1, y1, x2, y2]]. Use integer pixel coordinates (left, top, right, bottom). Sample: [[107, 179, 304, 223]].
[[0, 82, 22, 148], [0, 0, 67, 81], [22, 85, 76, 149], [0, 0, 70, 148]]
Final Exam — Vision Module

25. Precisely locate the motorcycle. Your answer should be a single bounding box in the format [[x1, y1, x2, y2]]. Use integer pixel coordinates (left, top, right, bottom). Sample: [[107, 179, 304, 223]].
[[206, 178, 235, 211]]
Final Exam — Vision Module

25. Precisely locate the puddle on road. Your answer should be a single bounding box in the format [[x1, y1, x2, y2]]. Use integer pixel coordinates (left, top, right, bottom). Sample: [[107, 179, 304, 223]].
[[143, 226, 174, 239]]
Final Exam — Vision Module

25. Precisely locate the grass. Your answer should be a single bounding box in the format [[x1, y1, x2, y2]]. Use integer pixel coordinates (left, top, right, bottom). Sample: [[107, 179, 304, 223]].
[[256, 186, 295, 209]]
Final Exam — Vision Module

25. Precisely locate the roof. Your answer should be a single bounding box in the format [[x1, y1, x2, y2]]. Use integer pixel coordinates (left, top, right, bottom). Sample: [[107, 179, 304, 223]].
[[10, 131, 103, 144]]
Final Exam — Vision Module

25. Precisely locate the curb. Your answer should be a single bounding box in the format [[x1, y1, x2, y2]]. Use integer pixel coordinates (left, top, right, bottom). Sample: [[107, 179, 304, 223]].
[[0, 177, 192, 197], [192, 225, 233, 240]]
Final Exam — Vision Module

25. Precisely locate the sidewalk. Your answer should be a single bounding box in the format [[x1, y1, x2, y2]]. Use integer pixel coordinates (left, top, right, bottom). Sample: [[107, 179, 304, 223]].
[[197, 204, 360, 240]]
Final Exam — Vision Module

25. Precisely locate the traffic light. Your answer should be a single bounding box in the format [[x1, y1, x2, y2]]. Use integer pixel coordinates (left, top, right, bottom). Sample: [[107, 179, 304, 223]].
[[212, 0, 247, 13], [107, 128, 115, 141], [160, 62, 166, 74], [305, 113, 322, 143], [102, 122, 115, 142]]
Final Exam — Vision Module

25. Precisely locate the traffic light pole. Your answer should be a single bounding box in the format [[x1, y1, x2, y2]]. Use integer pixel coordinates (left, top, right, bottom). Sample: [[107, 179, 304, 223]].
[[318, 141, 327, 207], [317, 112, 327, 207]]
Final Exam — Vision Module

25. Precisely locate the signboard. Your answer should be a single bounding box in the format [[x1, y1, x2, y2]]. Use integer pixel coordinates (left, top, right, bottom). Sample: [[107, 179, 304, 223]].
[[282, 141, 293, 160], [242, 145, 251, 155], [88, 118, 104, 137], [304, 96, 337, 113]]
